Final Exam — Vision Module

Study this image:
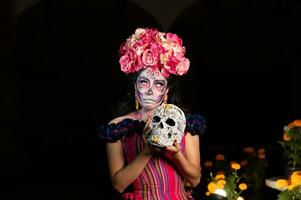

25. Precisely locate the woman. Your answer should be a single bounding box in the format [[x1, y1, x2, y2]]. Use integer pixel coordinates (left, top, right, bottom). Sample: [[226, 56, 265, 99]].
[[99, 28, 206, 199]]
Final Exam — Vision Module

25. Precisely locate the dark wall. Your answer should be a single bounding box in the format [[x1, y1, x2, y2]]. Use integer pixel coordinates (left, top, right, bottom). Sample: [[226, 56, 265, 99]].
[[168, 0, 301, 146], [3, 0, 301, 199], [8, 0, 161, 199]]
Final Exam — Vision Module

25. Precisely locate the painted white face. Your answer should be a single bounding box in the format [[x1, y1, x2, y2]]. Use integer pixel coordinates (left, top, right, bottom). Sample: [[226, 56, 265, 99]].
[[135, 68, 168, 110]]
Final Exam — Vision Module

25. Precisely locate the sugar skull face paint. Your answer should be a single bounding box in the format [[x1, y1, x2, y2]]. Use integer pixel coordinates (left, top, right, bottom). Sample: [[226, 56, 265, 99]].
[[135, 68, 168, 110]]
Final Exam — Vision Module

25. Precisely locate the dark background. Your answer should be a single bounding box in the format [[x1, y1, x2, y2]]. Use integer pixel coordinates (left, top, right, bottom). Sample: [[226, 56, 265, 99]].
[[1, 0, 300, 199]]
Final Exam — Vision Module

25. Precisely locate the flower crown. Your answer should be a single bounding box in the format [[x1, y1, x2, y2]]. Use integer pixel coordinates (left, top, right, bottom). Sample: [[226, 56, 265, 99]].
[[119, 28, 190, 77]]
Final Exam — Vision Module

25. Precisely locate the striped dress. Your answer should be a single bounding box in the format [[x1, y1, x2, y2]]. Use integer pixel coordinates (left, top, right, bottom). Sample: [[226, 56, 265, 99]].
[[98, 114, 207, 200], [121, 132, 190, 200]]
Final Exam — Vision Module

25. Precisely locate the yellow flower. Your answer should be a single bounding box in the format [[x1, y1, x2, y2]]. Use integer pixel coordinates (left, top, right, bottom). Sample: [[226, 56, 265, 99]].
[[275, 179, 289, 188], [208, 182, 218, 193], [292, 171, 301, 175], [215, 154, 225, 161], [278, 173, 301, 199], [290, 171, 301, 185], [206, 159, 248, 199], [238, 183, 248, 190], [215, 174, 226, 180], [217, 179, 226, 188], [231, 162, 241, 170]]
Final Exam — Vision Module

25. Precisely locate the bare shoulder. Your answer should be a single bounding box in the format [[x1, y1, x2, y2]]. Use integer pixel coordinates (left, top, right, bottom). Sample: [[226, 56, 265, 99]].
[[108, 116, 128, 125], [185, 131, 200, 141], [108, 111, 140, 125]]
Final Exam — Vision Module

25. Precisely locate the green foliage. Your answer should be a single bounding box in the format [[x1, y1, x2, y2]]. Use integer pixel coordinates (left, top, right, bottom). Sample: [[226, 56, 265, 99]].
[[224, 170, 241, 200], [205, 155, 247, 200], [278, 186, 301, 200], [279, 124, 301, 167]]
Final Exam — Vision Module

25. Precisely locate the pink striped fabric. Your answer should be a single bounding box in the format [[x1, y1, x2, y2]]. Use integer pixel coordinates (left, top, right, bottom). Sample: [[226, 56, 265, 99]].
[[121, 132, 193, 200]]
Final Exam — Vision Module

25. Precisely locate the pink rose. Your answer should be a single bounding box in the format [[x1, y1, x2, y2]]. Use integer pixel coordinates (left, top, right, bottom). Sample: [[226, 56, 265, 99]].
[[166, 33, 183, 46], [120, 53, 142, 73], [132, 53, 143, 72], [119, 54, 132, 73], [165, 55, 179, 75], [119, 42, 130, 55], [176, 58, 190, 75], [142, 49, 158, 66], [139, 30, 155, 46], [119, 28, 190, 77]]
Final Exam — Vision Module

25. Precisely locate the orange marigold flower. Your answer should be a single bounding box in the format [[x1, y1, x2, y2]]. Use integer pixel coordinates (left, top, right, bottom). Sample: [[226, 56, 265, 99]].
[[283, 132, 291, 141], [231, 162, 241, 170], [204, 160, 213, 168], [291, 171, 301, 176], [205, 191, 211, 196], [243, 146, 255, 154], [293, 119, 301, 127], [290, 171, 301, 185], [239, 183, 248, 190], [275, 179, 288, 188], [257, 153, 266, 159], [207, 182, 218, 193], [217, 179, 226, 188], [257, 148, 265, 154], [215, 174, 226, 180], [215, 154, 225, 161]]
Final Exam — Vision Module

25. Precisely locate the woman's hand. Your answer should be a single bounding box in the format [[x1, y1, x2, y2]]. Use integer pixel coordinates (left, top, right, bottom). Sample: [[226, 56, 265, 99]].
[[165, 140, 182, 156], [167, 133, 201, 187], [142, 119, 159, 153]]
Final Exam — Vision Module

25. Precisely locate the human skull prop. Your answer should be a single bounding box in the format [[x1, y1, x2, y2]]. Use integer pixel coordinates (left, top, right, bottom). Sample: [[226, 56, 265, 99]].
[[147, 104, 186, 147]]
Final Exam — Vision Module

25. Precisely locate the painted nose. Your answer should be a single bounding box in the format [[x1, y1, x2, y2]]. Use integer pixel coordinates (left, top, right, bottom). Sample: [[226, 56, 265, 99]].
[[146, 88, 153, 95]]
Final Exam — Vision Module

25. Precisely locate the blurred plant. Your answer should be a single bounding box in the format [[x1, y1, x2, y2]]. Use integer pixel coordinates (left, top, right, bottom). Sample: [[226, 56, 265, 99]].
[[204, 153, 230, 188], [278, 119, 301, 168], [209, 154, 231, 174], [275, 171, 301, 200], [205, 160, 248, 200], [240, 146, 268, 191]]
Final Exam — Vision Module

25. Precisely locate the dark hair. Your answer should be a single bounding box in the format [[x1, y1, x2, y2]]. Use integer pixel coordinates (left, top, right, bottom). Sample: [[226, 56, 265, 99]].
[[112, 72, 183, 118]]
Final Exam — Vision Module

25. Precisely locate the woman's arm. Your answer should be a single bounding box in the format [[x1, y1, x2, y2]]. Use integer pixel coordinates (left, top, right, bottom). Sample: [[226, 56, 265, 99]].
[[166, 132, 201, 187], [106, 141, 153, 193]]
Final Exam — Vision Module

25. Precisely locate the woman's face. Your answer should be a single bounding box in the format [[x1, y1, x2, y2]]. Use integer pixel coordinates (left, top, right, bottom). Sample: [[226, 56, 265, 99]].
[[135, 68, 168, 110]]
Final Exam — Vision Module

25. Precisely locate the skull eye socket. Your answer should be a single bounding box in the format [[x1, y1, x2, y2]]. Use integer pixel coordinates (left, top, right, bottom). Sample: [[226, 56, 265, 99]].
[[166, 118, 175, 126], [153, 116, 161, 123]]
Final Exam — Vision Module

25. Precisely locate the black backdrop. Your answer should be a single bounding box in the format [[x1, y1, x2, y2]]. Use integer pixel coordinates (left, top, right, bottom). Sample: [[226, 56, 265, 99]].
[[1, 0, 300, 199]]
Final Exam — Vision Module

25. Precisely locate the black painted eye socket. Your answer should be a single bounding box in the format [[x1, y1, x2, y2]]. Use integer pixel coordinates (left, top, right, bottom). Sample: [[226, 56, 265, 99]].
[[168, 133, 172, 138], [166, 118, 175, 126], [153, 116, 161, 123]]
